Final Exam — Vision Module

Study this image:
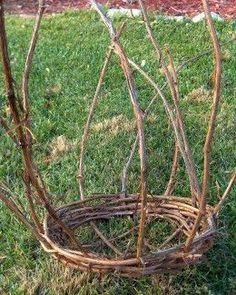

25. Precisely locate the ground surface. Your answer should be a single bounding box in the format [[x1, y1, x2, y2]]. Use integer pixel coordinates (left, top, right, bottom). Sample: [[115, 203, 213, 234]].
[[4, 0, 236, 18], [0, 9, 236, 295]]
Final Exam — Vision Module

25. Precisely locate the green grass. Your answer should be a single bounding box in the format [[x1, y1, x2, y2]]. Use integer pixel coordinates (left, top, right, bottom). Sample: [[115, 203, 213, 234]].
[[0, 10, 236, 294]]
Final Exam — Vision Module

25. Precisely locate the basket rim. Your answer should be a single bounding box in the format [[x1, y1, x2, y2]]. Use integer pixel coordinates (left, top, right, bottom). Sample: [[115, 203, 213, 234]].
[[42, 194, 217, 263]]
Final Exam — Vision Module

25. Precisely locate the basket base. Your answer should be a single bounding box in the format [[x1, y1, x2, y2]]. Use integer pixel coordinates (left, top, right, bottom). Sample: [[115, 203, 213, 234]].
[[43, 194, 216, 277]]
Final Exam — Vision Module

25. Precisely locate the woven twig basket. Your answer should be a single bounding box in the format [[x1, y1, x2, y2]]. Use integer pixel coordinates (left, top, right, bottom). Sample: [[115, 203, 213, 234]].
[[0, 0, 235, 278], [42, 194, 216, 277]]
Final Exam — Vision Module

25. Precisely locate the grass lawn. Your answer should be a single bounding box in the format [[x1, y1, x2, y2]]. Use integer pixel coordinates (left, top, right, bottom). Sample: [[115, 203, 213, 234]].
[[0, 10, 235, 294]]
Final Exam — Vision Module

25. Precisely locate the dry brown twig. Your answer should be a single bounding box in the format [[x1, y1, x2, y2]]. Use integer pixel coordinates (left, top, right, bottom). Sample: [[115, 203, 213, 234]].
[[185, 0, 223, 250], [127, 59, 200, 202], [0, 116, 18, 144], [164, 47, 180, 196], [78, 22, 127, 200], [121, 94, 158, 195], [21, 0, 46, 234], [214, 172, 236, 214]]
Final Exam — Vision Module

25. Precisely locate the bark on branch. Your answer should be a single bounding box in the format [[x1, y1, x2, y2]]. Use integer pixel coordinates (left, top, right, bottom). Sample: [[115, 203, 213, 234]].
[[91, 0, 148, 259]]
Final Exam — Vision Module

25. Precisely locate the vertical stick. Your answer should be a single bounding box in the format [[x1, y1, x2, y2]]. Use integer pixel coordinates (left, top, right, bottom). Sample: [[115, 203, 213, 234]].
[[164, 142, 179, 196], [185, 0, 222, 250], [121, 135, 139, 195], [201, 0, 222, 207], [22, 0, 45, 144], [121, 94, 158, 195], [23, 172, 43, 232], [164, 47, 180, 196], [0, 1, 24, 142]]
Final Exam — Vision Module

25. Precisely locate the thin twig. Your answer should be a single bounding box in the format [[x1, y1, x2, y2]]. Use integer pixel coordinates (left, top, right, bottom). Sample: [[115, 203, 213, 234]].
[[22, 0, 45, 145], [0, 192, 45, 243], [214, 173, 236, 214], [77, 22, 128, 255], [91, 221, 123, 256], [201, 0, 223, 208], [22, 172, 43, 233], [177, 36, 236, 72], [78, 22, 126, 200], [20, 0, 46, 234], [121, 135, 139, 195], [0, 182, 25, 213], [159, 225, 184, 250], [164, 142, 180, 195], [127, 59, 199, 203], [121, 93, 158, 195], [83, 225, 139, 249], [164, 47, 180, 195], [0, 117, 18, 144], [215, 180, 221, 200]]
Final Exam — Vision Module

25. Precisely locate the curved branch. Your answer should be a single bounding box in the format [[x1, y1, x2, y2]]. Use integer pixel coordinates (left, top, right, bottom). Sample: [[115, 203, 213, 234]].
[[201, 0, 223, 207], [0, 1, 83, 251]]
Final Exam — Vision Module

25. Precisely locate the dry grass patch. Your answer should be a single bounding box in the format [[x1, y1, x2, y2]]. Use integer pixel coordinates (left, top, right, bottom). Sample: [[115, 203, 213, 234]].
[[44, 135, 77, 163], [184, 86, 212, 103], [92, 114, 135, 136], [15, 260, 92, 295]]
